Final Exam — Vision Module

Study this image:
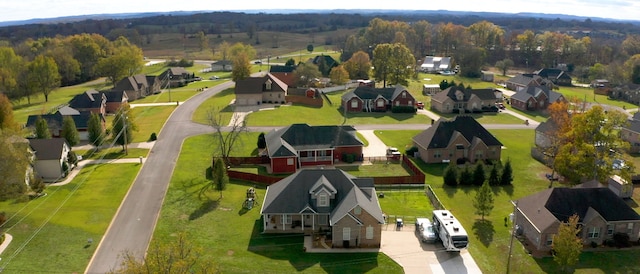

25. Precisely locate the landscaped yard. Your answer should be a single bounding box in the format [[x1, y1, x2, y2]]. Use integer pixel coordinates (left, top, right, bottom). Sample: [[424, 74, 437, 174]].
[[129, 105, 177, 143], [73, 147, 149, 160], [150, 134, 402, 273], [192, 88, 237, 126], [0, 163, 140, 272]]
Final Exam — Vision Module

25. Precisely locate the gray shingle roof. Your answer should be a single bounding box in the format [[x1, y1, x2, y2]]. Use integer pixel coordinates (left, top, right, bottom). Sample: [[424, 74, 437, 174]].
[[270, 65, 296, 73], [28, 138, 68, 160], [260, 169, 385, 224], [517, 187, 640, 231], [265, 124, 364, 158], [431, 86, 496, 103], [413, 116, 502, 149], [69, 89, 104, 109], [235, 73, 288, 95]]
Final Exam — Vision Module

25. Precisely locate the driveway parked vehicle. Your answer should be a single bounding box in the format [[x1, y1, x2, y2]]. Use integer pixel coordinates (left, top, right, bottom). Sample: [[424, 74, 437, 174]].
[[415, 218, 437, 243]]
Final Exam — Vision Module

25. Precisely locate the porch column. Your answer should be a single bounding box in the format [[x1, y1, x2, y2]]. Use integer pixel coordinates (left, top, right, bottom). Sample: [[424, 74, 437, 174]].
[[331, 149, 334, 164], [301, 214, 304, 231], [282, 214, 285, 231]]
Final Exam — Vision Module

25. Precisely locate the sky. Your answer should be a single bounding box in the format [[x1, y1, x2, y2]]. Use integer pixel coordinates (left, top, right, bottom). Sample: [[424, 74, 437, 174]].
[[3, 0, 640, 23]]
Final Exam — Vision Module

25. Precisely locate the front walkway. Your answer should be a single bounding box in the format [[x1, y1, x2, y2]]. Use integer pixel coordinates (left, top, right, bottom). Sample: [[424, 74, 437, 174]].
[[0, 233, 13, 256]]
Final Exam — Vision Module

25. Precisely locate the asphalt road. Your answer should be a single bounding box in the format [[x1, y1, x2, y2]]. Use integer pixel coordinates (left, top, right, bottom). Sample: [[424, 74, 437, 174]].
[[85, 81, 232, 273]]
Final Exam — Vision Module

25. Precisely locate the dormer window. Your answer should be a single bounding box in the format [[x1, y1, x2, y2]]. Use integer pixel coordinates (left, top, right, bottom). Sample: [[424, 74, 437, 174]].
[[265, 79, 273, 90], [318, 193, 329, 207]]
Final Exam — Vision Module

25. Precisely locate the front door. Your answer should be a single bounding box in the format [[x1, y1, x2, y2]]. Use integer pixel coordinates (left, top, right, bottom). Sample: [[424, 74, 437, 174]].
[[343, 227, 351, 247]]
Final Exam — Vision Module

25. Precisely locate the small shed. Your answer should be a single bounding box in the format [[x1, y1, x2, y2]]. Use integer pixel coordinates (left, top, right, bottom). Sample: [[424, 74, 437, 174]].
[[423, 84, 441, 96], [481, 71, 494, 82], [608, 175, 634, 198]]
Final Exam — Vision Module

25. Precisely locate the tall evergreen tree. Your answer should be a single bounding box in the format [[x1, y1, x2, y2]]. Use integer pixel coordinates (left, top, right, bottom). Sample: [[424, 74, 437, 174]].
[[500, 159, 514, 185], [443, 162, 458, 187], [459, 165, 473, 186], [472, 161, 486, 186], [35, 116, 51, 139], [61, 115, 79, 146], [488, 164, 500, 186], [212, 157, 228, 199], [88, 113, 104, 148], [473, 180, 494, 220]]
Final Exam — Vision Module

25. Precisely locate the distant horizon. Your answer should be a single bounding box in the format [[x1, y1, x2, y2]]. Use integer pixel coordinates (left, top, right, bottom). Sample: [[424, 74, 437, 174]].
[[4, 0, 640, 23]]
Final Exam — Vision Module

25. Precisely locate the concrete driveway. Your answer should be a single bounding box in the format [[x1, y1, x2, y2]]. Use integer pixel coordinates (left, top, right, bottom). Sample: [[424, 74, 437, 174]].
[[359, 130, 388, 157], [380, 224, 482, 274]]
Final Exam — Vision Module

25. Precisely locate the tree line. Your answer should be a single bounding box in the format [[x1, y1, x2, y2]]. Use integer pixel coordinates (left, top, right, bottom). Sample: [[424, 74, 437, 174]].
[[0, 33, 143, 104]]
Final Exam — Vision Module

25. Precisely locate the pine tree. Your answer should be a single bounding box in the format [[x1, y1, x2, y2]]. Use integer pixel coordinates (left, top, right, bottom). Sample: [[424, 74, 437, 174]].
[[88, 113, 104, 148], [473, 180, 494, 220], [212, 157, 228, 199], [459, 165, 473, 186], [488, 164, 500, 186], [472, 161, 486, 186], [500, 159, 514, 185], [443, 162, 458, 187], [61, 115, 79, 146], [35, 116, 51, 139]]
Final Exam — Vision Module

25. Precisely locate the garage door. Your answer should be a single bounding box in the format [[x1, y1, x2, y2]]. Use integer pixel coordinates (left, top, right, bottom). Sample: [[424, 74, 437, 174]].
[[236, 98, 247, 105]]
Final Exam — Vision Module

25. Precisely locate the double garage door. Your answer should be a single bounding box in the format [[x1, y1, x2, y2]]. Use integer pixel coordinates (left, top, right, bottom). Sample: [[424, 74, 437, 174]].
[[236, 97, 259, 106]]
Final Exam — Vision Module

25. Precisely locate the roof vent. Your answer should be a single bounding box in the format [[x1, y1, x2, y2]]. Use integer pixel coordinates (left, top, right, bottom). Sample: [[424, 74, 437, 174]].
[[453, 227, 459, 232], [442, 212, 448, 216]]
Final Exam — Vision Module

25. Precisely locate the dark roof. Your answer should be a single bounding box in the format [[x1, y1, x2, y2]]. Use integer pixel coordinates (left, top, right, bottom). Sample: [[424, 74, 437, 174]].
[[625, 119, 640, 133], [101, 90, 127, 103], [506, 74, 536, 86], [341, 85, 412, 103], [69, 89, 104, 109], [518, 187, 640, 226], [212, 60, 233, 66], [114, 74, 155, 92], [431, 86, 496, 103], [265, 124, 364, 158], [28, 138, 68, 160], [312, 55, 338, 67], [26, 111, 97, 130], [535, 119, 558, 134], [269, 65, 296, 73], [235, 73, 288, 95], [511, 86, 563, 103], [632, 112, 640, 122], [535, 68, 572, 80], [413, 116, 502, 149], [260, 169, 384, 224]]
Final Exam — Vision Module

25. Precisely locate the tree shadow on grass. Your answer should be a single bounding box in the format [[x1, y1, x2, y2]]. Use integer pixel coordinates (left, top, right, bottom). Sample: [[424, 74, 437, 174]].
[[246, 219, 380, 273], [472, 219, 495, 247], [189, 198, 219, 220], [501, 184, 514, 197]]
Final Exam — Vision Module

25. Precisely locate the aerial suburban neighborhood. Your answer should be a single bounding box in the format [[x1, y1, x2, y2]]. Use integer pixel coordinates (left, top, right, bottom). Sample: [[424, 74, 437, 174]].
[[2, 6, 640, 274]]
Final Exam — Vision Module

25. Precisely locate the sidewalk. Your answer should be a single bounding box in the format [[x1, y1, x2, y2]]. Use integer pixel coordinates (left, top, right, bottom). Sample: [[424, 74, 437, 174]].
[[0, 233, 13, 256], [49, 158, 146, 187], [72, 141, 156, 151]]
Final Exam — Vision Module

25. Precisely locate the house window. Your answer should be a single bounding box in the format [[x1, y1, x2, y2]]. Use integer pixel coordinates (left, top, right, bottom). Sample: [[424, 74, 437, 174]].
[[377, 100, 384, 107], [402, 92, 407, 98], [546, 235, 553, 246], [434, 151, 441, 158], [628, 223, 634, 234], [354, 206, 361, 215], [287, 158, 294, 166], [366, 225, 374, 239], [456, 144, 464, 150], [351, 100, 358, 108], [319, 215, 328, 225], [395, 101, 400, 106], [343, 227, 351, 241], [607, 224, 614, 236], [283, 214, 292, 224], [265, 79, 272, 90], [408, 100, 412, 106], [587, 227, 600, 238], [475, 151, 483, 159], [318, 193, 329, 207], [445, 103, 450, 110]]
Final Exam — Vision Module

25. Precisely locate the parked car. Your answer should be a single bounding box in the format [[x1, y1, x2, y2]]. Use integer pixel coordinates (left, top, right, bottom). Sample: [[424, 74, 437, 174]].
[[386, 147, 401, 160], [496, 103, 506, 110], [209, 75, 219, 80], [415, 218, 437, 243], [416, 102, 425, 109], [254, 60, 262, 64]]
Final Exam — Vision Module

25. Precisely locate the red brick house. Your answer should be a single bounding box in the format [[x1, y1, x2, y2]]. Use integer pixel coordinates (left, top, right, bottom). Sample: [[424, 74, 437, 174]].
[[412, 116, 503, 164], [68, 89, 106, 117], [510, 85, 566, 111], [341, 85, 415, 112], [265, 124, 364, 173], [260, 169, 385, 248]]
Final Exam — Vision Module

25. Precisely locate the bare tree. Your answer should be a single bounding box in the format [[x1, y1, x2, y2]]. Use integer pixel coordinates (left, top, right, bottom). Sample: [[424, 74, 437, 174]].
[[207, 107, 248, 165]]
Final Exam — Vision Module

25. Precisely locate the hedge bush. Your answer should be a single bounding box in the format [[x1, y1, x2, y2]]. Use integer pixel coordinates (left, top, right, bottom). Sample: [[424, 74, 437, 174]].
[[391, 106, 417, 113]]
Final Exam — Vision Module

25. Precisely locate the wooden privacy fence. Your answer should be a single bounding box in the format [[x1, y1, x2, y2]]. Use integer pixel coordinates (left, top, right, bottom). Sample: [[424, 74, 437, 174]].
[[227, 170, 281, 185]]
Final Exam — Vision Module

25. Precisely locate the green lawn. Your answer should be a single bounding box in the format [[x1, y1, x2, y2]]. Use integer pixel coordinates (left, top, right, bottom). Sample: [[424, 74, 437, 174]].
[[377, 192, 434, 223], [192, 88, 237, 125], [132, 90, 199, 104], [0, 163, 140, 272], [129, 106, 176, 143], [73, 147, 149, 160], [337, 163, 412, 177], [151, 134, 402, 273]]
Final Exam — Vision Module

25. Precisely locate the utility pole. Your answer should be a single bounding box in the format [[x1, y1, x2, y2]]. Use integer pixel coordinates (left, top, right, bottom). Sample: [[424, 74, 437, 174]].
[[506, 200, 518, 273], [123, 116, 128, 155]]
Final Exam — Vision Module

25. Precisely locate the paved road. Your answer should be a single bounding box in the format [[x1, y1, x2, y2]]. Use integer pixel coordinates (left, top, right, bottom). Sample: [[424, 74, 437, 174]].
[[85, 81, 231, 273]]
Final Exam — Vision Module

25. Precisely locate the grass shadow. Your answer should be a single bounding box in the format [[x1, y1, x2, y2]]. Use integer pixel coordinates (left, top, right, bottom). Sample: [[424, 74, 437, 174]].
[[472, 219, 495, 247], [501, 184, 515, 197], [442, 184, 458, 198], [189, 199, 220, 220]]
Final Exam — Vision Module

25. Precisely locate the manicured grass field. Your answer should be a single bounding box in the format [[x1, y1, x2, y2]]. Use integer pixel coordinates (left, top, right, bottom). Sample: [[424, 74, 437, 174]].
[[192, 88, 236, 126], [129, 105, 176, 143], [0, 163, 140, 273], [73, 147, 149, 160], [151, 134, 402, 273], [376, 192, 434, 223], [132, 90, 199, 104], [337, 163, 412, 177]]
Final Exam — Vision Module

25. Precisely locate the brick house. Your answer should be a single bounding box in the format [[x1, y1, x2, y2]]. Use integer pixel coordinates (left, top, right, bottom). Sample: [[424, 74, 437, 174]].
[[68, 89, 106, 116], [100, 90, 128, 113], [514, 185, 640, 256], [114, 74, 161, 101], [264, 124, 364, 174], [260, 169, 385, 248], [430, 86, 499, 114], [412, 116, 503, 164], [235, 73, 288, 105], [341, 85, 416, 112], [269, 65, 297, 87], [26, 110, 104, 141], [510, 85, 566, 111], [534, 68, 573, 86], [505, 74, 551, 92], [621, 112, 640, 153]]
